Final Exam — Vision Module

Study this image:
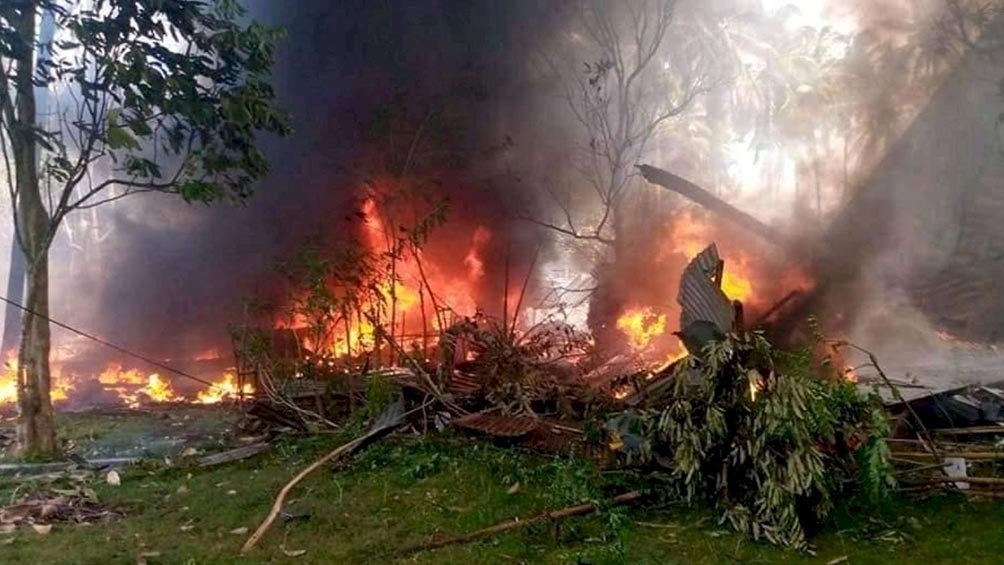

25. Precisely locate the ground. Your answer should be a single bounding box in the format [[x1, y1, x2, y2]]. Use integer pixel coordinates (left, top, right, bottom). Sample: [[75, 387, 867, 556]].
[[1, 408, 1003, 564]]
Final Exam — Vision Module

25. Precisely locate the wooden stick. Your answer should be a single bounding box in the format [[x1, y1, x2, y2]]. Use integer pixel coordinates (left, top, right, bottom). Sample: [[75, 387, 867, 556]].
[[508, 247, 540, 340], [399, 491, 641, 555], [932, 426, 1004, 436], [240, 412, 402, 553], [830, 341, 943, 461]]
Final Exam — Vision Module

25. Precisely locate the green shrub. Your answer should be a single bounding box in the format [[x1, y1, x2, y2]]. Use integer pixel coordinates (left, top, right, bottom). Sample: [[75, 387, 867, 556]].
[[610, 331, 893, 550]]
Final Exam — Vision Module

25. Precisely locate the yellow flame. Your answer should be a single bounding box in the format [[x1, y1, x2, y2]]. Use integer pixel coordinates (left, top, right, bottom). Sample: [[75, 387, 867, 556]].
[[197, 372, 254, 404], [0, 353, 17, 405], [142, 374, 183, 403], [665, 209, 755, 302], [1, 352, 72, 406], [616, 307, 667, 350]]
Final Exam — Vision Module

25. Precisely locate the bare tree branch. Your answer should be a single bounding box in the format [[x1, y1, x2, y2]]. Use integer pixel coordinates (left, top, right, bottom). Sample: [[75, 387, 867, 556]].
[[519, 214, 615, 246]]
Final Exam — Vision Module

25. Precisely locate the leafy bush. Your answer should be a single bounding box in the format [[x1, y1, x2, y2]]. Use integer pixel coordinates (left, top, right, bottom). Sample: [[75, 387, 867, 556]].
[[610, 331, 893, 550]]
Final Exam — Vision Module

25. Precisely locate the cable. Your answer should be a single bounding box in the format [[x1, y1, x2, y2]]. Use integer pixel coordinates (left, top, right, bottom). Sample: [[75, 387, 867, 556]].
[[0, 293, 216, 387]]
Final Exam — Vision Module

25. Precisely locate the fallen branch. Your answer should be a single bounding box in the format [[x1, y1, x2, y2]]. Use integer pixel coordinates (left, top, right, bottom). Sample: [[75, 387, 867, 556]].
[[829, 340, 943, 461], [399, 490, 642, 555], [241, 403, 405, 553], [932, 425, 1004, 436]]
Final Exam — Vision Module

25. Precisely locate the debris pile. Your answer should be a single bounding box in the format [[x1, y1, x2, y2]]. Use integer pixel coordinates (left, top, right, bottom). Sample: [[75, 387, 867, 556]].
[[873, 379, 1004, 500], [0, 488, 122, 531]]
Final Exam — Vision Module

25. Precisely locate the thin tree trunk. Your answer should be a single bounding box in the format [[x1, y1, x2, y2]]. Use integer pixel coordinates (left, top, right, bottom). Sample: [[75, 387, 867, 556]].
[[17, 251, 56, 457], [2, 5, 52, 359], [419, 286, 428, 358], [10, 2, 57, 458]]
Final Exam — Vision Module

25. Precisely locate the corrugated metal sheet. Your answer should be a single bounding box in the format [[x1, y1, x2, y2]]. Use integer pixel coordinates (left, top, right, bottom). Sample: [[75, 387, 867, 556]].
[[678, 243, 734, 333], [453, 412, 540, 437], [447, 371, 481, 395]]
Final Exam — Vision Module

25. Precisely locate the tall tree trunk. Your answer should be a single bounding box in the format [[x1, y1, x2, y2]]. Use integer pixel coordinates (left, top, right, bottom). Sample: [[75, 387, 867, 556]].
[[2, 5, 52, 360], [10, 1, 57, 457], [16, 248, 55, 457]]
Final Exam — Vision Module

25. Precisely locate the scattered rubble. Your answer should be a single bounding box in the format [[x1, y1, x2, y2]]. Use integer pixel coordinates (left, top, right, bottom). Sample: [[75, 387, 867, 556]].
[[0, 488, 122, 529]]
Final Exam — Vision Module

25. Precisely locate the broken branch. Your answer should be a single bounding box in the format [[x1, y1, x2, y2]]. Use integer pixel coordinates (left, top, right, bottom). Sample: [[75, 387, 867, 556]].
[[241, 404, 404, 553], [399, 490, 641, 555], [829, 340, 944, 462]]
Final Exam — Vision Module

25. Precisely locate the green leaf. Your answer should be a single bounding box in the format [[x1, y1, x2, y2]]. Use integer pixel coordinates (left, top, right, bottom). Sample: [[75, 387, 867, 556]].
[[106, 124, 141, 150], [128, 119, 153, 137]]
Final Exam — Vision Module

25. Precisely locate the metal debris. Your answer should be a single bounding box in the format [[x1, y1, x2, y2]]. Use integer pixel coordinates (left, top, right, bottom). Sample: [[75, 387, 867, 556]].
[[677, 243, 735, 343], [447, 371, 481, 396], [197, 442, 272, 468], [452, 412, 540, 438]]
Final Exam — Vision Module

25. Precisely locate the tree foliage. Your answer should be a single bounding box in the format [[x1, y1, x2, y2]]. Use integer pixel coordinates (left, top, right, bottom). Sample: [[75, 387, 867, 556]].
[[608, 331, 893, 550], [1, 0, 289, 246], [0, 0, 288, 456]]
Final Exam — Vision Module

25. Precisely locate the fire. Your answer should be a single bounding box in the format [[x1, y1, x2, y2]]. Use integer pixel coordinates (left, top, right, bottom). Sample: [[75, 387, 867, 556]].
[[0, 353, 16, 405], [197, 372, 254, 404], [98, 364, 184, 407], [281, 192, 495, 361], [0, 351, 255, 409], [138, 374, 183, 404], [842, 367, 859, 383], [616, 307, 667, 350], [0, 352, 72, 406], [656, 347, 688, 370], [98, 363, 146, 386], [664, 209, 755, 302]]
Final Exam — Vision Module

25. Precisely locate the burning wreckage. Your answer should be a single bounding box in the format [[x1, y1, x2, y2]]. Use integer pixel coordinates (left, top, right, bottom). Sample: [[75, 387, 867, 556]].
[[4, 164, 1004, 551], [121, 164, 995, 552]]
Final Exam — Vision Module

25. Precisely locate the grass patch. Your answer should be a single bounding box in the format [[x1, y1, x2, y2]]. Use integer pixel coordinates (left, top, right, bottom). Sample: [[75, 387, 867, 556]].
[[0, 417, 1002, 564]]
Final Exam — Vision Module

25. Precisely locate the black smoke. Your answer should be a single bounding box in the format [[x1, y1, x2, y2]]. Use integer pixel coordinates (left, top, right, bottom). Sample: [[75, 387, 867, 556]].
[[52, 0, 558, 369]]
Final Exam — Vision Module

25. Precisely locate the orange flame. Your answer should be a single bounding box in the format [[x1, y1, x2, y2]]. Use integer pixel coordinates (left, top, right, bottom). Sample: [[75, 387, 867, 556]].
[[616, 307, 667, 350], [842, 367, 859, 383], [196, 372, 254, 404], [0, 352, 72, 406], [138, 374, 183, 404], [663, 209, 754, 302], [98, 364, 184, 407], [281, 193, 492, 360], [0, 353, 17, 405]]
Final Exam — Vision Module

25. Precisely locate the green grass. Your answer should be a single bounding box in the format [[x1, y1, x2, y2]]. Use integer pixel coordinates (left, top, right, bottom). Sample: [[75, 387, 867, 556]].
[[1, 420, 1004, 564]]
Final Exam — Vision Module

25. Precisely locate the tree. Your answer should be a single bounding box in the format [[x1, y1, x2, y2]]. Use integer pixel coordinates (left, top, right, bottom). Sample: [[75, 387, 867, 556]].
[[0, 0, 289, 456], [527, 0, 715, 255], [520, 0, 716, 355]]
